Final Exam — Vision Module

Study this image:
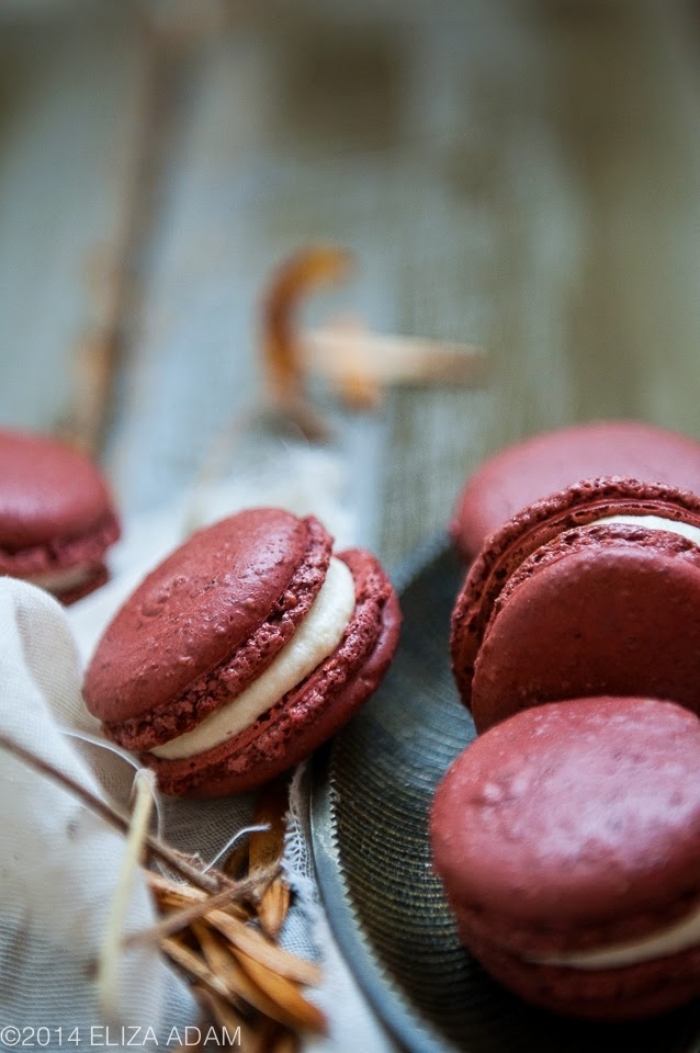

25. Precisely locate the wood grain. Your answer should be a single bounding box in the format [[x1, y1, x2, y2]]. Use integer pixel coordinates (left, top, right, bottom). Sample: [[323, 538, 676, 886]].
[[3, 0, 700, 570]]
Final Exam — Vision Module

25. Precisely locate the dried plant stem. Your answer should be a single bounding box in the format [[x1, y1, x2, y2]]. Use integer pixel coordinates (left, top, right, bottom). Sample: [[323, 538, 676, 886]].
[[97, 769, 156, 1022], [132, 865, 280, 945], [195, 924, 319, 1033], [206, 909, 322, 987], [0, 732, 222, 894], [231, 949, 326, 1033]]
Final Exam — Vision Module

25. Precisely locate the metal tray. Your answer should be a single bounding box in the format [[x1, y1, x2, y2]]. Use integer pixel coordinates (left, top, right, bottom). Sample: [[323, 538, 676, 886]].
[[310, 536, 700, 1053]]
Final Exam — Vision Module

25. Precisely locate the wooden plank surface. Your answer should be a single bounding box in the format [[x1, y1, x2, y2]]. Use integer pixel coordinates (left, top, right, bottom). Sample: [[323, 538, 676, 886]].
[[0, 10, 149, 438], [3, 2, 700, 1049], [2, 0, 700, 572]]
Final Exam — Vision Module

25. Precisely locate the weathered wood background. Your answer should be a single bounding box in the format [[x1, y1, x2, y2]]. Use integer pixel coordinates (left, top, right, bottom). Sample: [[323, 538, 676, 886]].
[[2, 0, 700, 569]]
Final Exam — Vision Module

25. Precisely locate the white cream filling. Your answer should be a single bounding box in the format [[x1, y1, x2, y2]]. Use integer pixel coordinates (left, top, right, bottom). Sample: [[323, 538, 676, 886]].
[[151, 556, 356, 760], [27, 563, 94, 593], [594, 513, 700, 546], [531, 900, 700, 970], [525, 513, 700, 971]]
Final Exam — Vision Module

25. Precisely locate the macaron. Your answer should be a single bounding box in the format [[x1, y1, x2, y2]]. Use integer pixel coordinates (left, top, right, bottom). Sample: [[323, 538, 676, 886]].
[[430, 696, 700, 1020], [0, 427, 120, 603], [450, 421, 700, 562], [83, 507, 401, 797], [450, 477, 700, 732]]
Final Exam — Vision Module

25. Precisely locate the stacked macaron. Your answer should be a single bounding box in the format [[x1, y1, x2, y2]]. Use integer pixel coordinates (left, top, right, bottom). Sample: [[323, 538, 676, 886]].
[[451, 475, 700, 732], [431, 421, 700, 1019], [0, 427, 120, 603], [84, 507, 400, 797]]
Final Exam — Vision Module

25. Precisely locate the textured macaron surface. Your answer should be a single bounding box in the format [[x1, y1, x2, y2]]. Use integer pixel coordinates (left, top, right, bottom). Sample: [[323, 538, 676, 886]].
[[0, 428, 119, 574], [430, 697, 700, 957], [451, 477, 700, 716], [84, 509, 332, 734], [451, 420, 700, 561], [471, 525, 700, 730], [146, 546, 401, 797]]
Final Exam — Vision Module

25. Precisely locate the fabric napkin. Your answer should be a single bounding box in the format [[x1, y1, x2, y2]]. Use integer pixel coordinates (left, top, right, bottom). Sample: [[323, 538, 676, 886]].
[[0, 444, 397, 1051]]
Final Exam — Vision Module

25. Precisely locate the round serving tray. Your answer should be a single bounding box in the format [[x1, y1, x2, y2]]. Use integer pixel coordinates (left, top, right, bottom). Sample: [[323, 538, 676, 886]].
[[310, 535, 700, 1053]]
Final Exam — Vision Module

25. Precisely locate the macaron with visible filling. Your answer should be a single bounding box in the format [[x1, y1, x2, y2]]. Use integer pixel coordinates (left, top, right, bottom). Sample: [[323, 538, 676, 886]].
[[450, 421, 700, 562], [450, 477, 700, 732], [83, 507, 401, 797], [430, 696, 700, 1020], [0, 427, 120, 603]]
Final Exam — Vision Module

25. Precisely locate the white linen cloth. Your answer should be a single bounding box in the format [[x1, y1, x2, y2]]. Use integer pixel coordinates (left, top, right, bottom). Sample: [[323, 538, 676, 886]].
[[0, 446, 397, 1053]]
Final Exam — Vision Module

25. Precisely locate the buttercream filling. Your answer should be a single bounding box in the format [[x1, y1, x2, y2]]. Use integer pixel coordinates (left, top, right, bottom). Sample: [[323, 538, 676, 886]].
[[150, 556, 356, 760], [27, 563, 95, 593], [593, 513, 700, 546], [531, 900, 700, 970]]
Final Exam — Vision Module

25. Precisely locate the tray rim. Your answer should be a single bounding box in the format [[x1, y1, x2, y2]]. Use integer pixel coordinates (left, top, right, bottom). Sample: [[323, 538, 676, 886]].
[[309, 531, 460, 1053]]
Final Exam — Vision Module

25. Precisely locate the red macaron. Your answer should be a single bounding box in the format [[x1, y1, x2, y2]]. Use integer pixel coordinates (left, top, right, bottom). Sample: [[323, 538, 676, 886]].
[[450, 477, 700, 732], [83, 507, 401, 796], [0, 427, 120, 603], [450, 421, 700, 562], [430, 696, 700, 1020]]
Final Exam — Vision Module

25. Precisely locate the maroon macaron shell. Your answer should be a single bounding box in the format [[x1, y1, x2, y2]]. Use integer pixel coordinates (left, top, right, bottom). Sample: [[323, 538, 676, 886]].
[[0, 427, 120, 601], [84, 508, 401, 796], [450, 421, 700, 562], [147, 548, 401, 797], [430, 696, 700, 1019], [85, 509, 333, 744], [450, 477, 700, 728]]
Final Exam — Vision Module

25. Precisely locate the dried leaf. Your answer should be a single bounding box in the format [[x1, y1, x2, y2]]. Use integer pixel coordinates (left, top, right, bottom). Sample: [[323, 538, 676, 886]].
[[262, 245, 352, 438], [302, 322, 489, 406]]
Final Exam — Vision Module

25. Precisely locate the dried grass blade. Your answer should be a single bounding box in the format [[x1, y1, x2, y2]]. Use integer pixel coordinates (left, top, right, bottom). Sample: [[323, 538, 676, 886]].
[[207, 909, 321, 986], [232, 948, 326, 1035], [160, 936, 232, 1003], [262, 245, 352, 438], [195, 923, 313, 1032]]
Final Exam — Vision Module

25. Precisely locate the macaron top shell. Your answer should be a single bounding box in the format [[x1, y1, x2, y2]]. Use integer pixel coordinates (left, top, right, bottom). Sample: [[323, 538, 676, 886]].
[[84, 508, 332, 723], [451, 421, 700, 561], [430, 697, 700, 945], [146, 546, 402, 798], [0, 427, 119, 573], [451, 477, 700, 712]]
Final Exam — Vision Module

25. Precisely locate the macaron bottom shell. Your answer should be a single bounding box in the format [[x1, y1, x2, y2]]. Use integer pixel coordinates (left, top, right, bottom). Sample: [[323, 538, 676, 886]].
[[143, 548, 401, 797], [463, 927, 700, 1021]]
